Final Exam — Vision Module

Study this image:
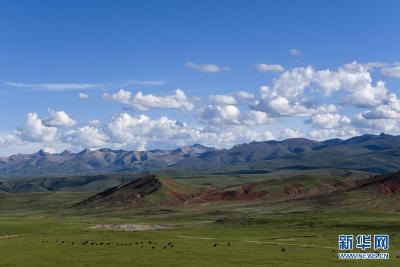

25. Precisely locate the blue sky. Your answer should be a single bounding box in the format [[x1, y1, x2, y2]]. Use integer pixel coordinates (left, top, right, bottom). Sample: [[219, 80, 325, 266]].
[[1, 0, 400, 155]]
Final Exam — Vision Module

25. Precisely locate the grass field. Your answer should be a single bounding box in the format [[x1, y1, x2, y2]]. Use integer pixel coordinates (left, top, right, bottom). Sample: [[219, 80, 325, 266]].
[[0, 192, 399, 266]]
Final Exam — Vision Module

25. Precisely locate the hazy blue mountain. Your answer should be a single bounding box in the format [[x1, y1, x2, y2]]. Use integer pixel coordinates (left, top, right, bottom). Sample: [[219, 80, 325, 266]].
[[1, 133, 400, 178], [0, 145, 216, 178]]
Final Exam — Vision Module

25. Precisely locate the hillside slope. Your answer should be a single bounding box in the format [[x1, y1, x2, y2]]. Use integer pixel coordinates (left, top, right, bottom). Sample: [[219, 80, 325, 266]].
[[75, 174, 201, 208], [0, 173, 145, 192]]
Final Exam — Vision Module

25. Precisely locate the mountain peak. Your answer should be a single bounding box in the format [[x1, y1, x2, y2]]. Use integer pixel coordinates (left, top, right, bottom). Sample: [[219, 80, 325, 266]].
[[60, 149, 73, 156], [77, 148, 92, 156], [173, 143, 214, 154], [33, 149, 49, 157]]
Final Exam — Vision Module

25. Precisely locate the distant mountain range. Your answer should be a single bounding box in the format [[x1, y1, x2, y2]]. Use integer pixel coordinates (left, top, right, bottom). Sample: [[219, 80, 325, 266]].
[[2, 133, 400, 178], [0, 144, 214, 178]]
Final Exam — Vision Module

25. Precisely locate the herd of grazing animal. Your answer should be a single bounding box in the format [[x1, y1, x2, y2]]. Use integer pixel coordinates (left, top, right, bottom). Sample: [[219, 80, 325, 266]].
[[42, 240, 232, 248], [46, 239, 174, 249]]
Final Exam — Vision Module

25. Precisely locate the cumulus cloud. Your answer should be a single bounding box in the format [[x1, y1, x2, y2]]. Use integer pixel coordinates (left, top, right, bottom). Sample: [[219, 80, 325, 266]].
[[307, 62, 392, 108], [309, 128, 360, 140], [106, 113, 221, 150], [279, 128, 303, 139], [0, 134, 20, 147], [243, 110, 270, 125], [199, 103, 271, 127], [199, 105, 241, 126], [88, 119, 102, 127], [185, 62, 230, 73], [255, 63, 284, 73], [104, 89, 193, 111], [79, 93, 89, 99], [362, 97, 400, 120], [7, 61, 400, 155], [381, 66, 400, 79], [64, 126, 108, 148], [271, 66, 314, 100], [352, 113, 399, 132], [308, 113, 351, 129], [253, 83, 337, 117], [0, 134, 72, 156], [21, 113, 58, 142], [251, 62, 398, 119], [236, 91, 254, 102], [209, 94, 237, 105], [338, 63, 389, 107], [43, 110, 76, 127]]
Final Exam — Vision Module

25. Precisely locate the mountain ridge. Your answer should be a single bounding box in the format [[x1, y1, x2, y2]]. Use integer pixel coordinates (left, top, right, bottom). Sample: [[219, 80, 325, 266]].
[[2, 133, 400, 178]]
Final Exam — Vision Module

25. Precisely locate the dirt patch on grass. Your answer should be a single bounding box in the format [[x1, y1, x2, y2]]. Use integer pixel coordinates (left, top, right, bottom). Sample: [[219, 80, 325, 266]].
[[89, 224, 170, 232], [0, 234, 22, 239]]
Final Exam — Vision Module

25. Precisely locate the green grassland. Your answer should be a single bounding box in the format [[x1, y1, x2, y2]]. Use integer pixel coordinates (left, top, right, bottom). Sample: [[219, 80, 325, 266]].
[[0, 190, 399, 267], [158, 168, 373, 187]]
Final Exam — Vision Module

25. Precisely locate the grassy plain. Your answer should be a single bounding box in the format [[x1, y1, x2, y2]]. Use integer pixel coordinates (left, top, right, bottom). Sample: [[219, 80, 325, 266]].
[[0, 191, 399, 267]]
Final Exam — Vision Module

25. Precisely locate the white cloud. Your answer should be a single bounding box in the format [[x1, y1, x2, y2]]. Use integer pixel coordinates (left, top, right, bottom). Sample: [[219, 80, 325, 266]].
[[253, 83, 337, 117], [352, 113, 398, 132], [381, 66, 400, 79], [43, 110, 76, 127], [252, 62, 397, 119], [364, 62, 388, 69], [209, 94, 237, 105], [64, 126, 108, 148], [309, 113, 351, 129], [309, 128, 359, 140], [5, 81, 103, 91], [0, 134, 20, 147], [126, 80, 166, 86], [243, 110, 270, 125], [104, 89, 193, 111], [108, 113, 232, 150], [272, 66, 314, 100], [199, 103, 271, 127], [255, 63, 284, 73], [88, 119, 102, 127], [79, 93, 89, 99], [307, 62, 392, 107], [289, 49, 301, 56], [7, 61, 400, 155], [199, 105, 241, 126], [236, 91, 254, 102], [279, 128, 303, 139], [337, 63, 389, 107], [0, 134, 72, 157], [362, 98, 400, 119], [21, 113, 58, 142], [185, 62, 230, 73]]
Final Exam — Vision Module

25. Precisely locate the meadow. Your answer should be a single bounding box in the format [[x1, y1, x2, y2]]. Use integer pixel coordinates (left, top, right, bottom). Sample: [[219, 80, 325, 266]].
[[0, 192, 399, 266]]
